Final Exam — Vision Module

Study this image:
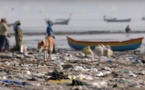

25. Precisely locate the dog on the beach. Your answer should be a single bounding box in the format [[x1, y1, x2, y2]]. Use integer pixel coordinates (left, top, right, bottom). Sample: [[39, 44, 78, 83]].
[[37, 36, 54, 61]]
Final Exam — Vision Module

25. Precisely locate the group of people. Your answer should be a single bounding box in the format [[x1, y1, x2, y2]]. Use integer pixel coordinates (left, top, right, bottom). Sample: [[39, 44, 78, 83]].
[[0, 17, 56, 53], [0, 18, 23, 52], [0, 17, 130, 53]]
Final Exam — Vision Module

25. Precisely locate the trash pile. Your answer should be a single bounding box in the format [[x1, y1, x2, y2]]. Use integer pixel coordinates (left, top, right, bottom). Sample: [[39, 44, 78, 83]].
[[0, 47, 145, 90]]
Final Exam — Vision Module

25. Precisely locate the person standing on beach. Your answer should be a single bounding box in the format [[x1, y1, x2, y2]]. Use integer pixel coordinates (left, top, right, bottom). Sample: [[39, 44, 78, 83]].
[[125, 25, 131, 33], [11, 20, 23, 51], [46, 20, 55, 38], [46, 20, 56, 53], [125, 25, 131, 37], [0, 18, 10, 52]]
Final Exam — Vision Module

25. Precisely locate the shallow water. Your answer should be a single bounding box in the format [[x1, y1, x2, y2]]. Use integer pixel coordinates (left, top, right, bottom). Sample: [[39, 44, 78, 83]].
[[9, 33, 145, 49]]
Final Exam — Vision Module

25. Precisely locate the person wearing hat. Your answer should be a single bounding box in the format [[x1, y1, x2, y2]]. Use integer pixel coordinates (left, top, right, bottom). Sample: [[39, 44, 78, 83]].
[[46, 20, 56, 53], [0, 18, 10, 52], [11, 20, 23, 51]]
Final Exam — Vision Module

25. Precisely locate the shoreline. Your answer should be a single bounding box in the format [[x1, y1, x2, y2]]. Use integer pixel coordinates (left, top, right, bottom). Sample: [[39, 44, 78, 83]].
[[9, 30, 145, 36]]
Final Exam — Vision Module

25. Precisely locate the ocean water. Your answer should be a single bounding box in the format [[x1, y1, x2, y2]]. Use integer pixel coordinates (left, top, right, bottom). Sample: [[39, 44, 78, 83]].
[[0, 0, 145, 33], [1, 0, 145, 33], [9, 33, 145, 49], [8, 18, 145, 33]]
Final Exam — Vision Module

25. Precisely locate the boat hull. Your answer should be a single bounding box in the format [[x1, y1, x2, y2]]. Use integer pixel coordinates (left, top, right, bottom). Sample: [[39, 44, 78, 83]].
[[106, 19, 131, 22], [54, 19, 69, 25], [45, 19, 69, 25], [67, 37, 143, 51]]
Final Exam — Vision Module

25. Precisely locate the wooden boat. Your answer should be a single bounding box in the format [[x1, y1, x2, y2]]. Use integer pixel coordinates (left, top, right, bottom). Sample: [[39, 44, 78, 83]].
[[105, 18, 131, 22], [54, 13, 71, 25], [54, 19, 70, 25], [103, 15, 131, 22], [45, 18, 70, 25], [45, 13, 71, 25], [67, 37, 144, 51]]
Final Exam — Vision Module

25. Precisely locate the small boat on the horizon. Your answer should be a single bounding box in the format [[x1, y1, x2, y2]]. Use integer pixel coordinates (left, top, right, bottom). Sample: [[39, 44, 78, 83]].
[[54, 19, 70, 25], [45, 13, 71, 25], [103, 15, 131, 22], [67, 36, 143, 51]]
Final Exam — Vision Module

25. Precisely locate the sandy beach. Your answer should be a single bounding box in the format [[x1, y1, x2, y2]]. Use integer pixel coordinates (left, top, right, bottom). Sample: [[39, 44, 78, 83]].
[[2, 30, 145, 90], [0, 43, 145, 90]]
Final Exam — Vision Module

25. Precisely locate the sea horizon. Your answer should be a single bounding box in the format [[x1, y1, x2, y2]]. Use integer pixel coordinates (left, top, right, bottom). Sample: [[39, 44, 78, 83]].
[[8, 23, 145, 34]]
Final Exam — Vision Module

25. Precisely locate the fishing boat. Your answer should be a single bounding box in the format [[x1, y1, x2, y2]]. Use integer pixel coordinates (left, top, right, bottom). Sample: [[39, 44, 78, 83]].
[[105, 18, 131, 22], [103, 15, 131, 22], [54, 19, 70, 25], [67, 37, 143, 51], [54, 13, 71, 25], [45, 13, 71, 25]]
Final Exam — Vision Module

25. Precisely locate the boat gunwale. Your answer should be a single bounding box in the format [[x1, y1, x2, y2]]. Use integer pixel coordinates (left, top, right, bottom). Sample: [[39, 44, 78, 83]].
[[67, 36, 143, 44]]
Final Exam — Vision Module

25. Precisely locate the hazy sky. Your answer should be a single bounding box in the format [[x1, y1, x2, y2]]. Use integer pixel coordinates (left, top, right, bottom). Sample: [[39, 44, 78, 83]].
[[0, 0, 145, 28]]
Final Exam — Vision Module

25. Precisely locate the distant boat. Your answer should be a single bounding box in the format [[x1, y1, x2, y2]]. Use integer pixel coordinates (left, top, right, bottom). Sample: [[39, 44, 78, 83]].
[[54, 19, 70, 25], [105, 19, 131, 22], [103, 15, 131, 22], [45, 13, 71, 25], [54, 13, 71, 25]]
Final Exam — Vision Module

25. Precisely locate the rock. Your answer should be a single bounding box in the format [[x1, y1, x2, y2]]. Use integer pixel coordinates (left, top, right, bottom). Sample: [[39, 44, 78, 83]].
[[61, 64, 73, 69]]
